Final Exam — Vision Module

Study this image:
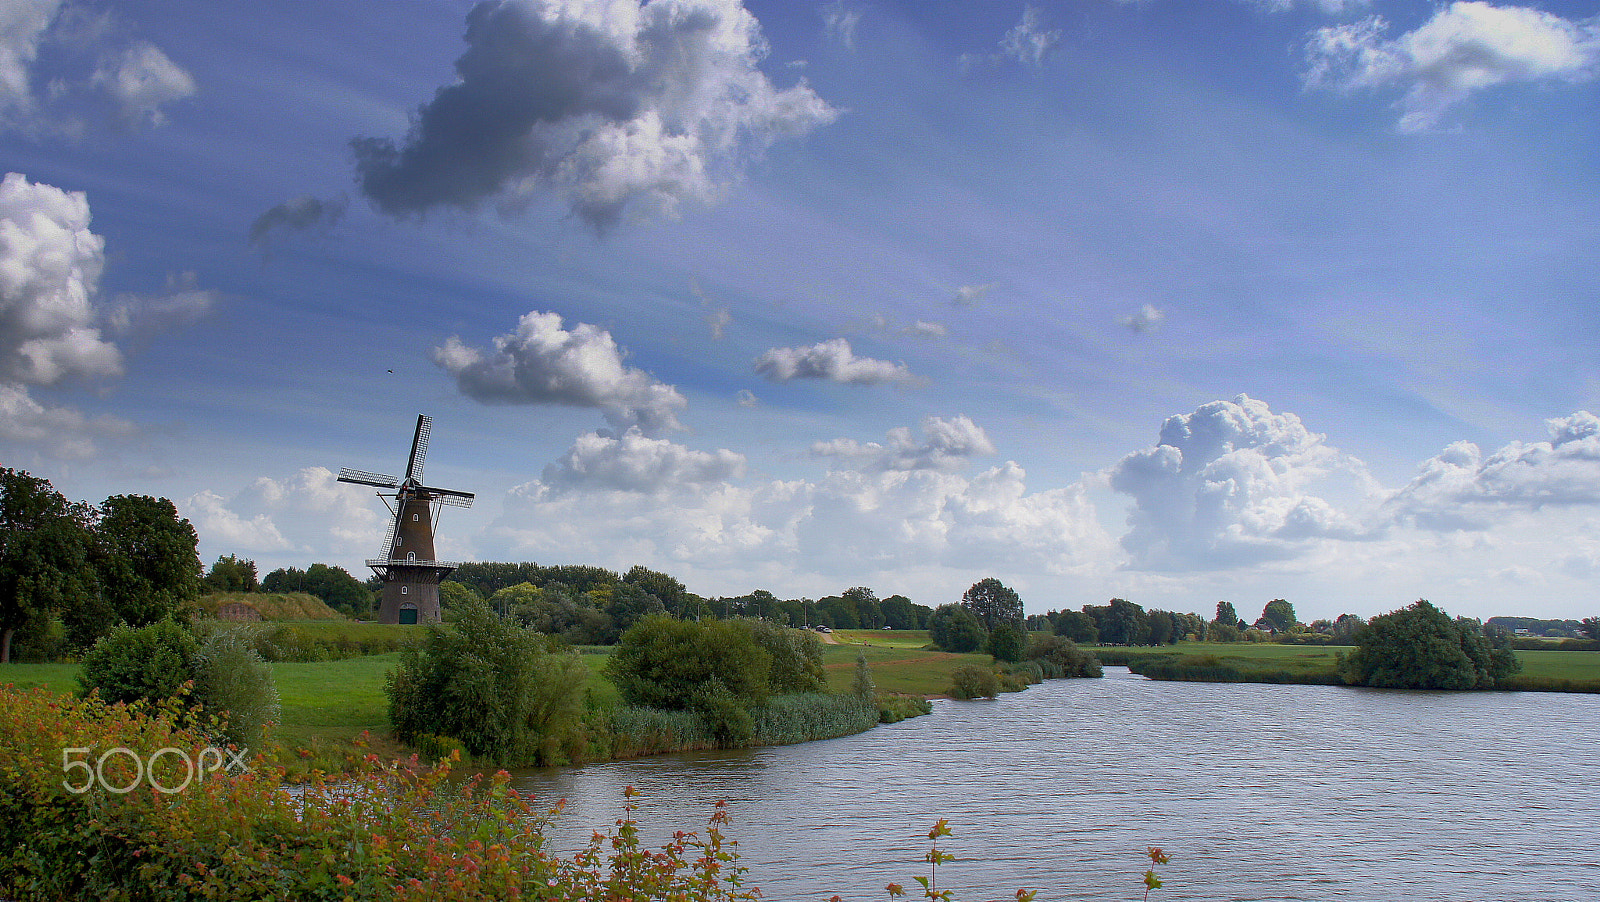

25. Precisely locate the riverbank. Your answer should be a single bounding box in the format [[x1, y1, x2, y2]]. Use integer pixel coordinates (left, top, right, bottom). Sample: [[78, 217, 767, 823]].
[[1093, 641, 1600, 692], [0, 631, 981, 773]]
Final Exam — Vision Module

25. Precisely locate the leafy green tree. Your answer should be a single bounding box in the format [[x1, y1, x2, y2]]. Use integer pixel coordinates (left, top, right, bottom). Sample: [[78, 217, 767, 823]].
[[814, 594, 860, 629], [386, 600, 587, 765], [73, 494, 202, 647], [1341, 599, 1522, 690], [263, 563, 372, 616], [602, 582, 665, 639], [851, 652, 876, 701], [1208, 621, 1241, 642], [1582, 617, 1600, 642], [1146, 610, 1174, 646], [1213, 601, 1238, 630], [79, 619, 200, 705], [928, 603, 987, 653], [843, 587, 885, 629], [1330, 613, 1367, 645], [604, 615, 772, 745], [985, 622, 1025, 663], [203, 554, 259, 593], [948, 663, 999, 700], [1053, 609, 1098, 644], [0, 469, 94, 663], [623, 565, 688, 617], [750, 620, 825, 692], [961, 578, 1023, 632], [1026, 634, 1103, 678], [879, 594, 927, 630], [1090, 598, 1150, 646], [1261, 599, 1297, 632]]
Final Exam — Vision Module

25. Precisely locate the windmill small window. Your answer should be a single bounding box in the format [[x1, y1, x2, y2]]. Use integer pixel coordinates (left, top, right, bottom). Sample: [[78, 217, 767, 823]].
[[407, 551, 416, 562], [401, 586, 409, 595], [412, 513, 419, 521]]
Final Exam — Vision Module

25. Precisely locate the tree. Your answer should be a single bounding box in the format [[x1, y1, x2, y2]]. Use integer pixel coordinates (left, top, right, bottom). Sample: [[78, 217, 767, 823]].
[[1331, 613, 1367, 645], [844, 587, 883, 629], [203, 555, 259, 593], [1208, 622, 1241, 643], [623, 565, 688, 617], [928, 603, 986, 653], [263, 563, 372, 616], [1341, 599, 1521, 690], [986, 623, 1025, 663], [961, 578, 1023, 632], [1054, 609, 1098, 644], [1261, 599, 1297, 632], [604, 615, 772, 746], [879, 594, 926, 630], [76, 495, 202, 647], [386, 600, 587, 765], [0, 469, 94, 663], [750, 621, 825, 693], [1025, 635, 1103, 678], [1213, 601, 1238, 629], [1582, 617, 1600, 642], [1091, 598, 1150, 646]]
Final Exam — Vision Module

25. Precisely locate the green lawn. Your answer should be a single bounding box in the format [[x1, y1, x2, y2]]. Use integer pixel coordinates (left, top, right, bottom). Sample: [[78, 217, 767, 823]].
[[270, 654, 402, 746], [0, 662, 80, 694], [819, 642, 988, 696], [1510, 649, 1600, 683]]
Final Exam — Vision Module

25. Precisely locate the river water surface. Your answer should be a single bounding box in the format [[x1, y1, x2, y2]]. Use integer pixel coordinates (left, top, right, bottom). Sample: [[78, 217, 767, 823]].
[[509, 668, 1600, 901]]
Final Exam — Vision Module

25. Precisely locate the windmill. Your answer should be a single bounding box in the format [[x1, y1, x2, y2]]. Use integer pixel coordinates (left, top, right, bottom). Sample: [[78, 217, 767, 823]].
[[337, 415, 474, 624]]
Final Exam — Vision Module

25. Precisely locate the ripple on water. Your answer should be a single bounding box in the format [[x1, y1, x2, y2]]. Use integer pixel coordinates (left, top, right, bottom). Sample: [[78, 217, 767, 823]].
[[508, 669, 1600, 902]]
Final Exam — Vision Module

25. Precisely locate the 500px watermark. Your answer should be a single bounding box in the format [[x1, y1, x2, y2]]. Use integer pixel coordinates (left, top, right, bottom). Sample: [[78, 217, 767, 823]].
[[61, 746, 250, 794]]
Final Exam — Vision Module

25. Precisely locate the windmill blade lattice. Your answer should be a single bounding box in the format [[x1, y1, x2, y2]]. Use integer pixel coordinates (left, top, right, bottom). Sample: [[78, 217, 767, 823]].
[[406, 415, 431, 483]]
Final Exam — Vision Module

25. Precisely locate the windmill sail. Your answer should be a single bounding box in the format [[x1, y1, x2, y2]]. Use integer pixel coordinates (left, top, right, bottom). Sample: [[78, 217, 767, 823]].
[[406, 415, 430, 483]]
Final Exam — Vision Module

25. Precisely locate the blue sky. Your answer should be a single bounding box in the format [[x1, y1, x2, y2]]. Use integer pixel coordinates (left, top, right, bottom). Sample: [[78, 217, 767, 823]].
[[4, 0, 1599, 622]]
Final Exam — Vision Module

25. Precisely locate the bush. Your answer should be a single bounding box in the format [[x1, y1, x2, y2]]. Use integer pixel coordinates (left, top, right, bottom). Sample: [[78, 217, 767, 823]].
[[754, 692, 877, 745], [1341, 599, 1520, 690], [0, 685, 763, 901], [751, 619, 826, 693], [191, 628, 279, 750], [385, 600, 588, 765], [78, 618, 199, 705], [928, 603, 987, 653], [1026, 635, 1103, 678], [986, 623, 1025, 663], [876, 694, 932, 723], [949, 663, 999, 700], [604, 616, 776, 747]]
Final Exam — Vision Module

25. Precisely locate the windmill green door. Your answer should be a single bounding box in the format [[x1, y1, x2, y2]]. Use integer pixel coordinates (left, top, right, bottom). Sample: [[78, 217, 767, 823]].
[[398, 603, 419, 625]]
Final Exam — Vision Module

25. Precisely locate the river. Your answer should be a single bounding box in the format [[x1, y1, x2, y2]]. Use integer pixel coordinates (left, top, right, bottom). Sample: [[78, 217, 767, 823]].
[[507, 668, 1600, 901]]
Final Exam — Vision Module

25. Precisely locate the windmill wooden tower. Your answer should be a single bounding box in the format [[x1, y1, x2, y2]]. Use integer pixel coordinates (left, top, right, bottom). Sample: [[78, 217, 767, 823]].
[[337, 415, 474, 624]]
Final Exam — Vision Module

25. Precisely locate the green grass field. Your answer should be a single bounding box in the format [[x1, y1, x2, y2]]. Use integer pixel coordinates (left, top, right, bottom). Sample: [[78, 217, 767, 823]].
[[266, 620, 431, 643]]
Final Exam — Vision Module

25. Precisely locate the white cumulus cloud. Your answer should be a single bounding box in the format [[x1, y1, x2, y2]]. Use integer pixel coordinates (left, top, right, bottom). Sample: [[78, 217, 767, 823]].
[[1109, 394, 1380, 570], [1118, 303, 1165, 333], [0, 2, 193, 135], [540, 428, 746, 493], [183, 467, 389, 560], [754, 337, 922, 386], [1304, 2, 1600, 132], [434, 310, 687, 436], [352, 0, 837, 233], [811, 415, 996, 472], [1386, 411, 1600, 530]]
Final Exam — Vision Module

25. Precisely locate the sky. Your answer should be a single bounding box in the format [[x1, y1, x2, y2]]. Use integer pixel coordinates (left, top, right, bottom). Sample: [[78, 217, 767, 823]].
[[3, 0, 1599, 623]]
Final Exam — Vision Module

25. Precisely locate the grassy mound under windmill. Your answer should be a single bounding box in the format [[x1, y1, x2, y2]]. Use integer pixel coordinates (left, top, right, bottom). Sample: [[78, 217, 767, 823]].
[[195, 591, 347, 621]]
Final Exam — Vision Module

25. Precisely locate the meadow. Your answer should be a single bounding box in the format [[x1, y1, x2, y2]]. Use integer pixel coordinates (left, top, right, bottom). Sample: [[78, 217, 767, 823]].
[[5, 627, 1596, 772]]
